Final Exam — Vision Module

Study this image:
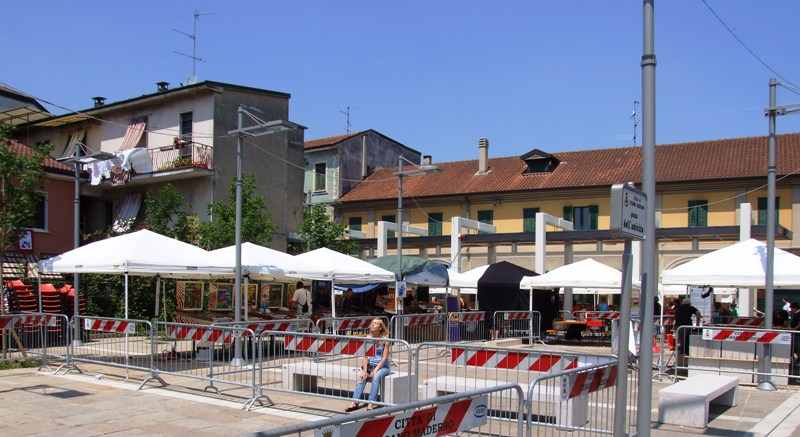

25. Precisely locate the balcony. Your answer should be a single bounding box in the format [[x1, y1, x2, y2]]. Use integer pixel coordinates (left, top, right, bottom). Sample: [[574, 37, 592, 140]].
[[148, 141, 213, 173]]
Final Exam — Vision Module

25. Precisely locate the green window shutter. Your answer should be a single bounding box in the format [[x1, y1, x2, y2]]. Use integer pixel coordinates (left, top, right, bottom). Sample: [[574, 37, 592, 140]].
[[382, 215, 395, 238], [428, 213, 443, 236], [758, 197, 780, 226], [477, 210, 493, 234], [588, 205, 599, 230], [563, 206, 574, 223], [523, 208, 539, 233], [688, 200, 708, 227], [348, 217, 362, 232]]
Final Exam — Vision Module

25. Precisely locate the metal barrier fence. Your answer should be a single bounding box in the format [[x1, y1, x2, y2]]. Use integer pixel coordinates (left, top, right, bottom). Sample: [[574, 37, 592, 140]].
[[527, 358, 638, 436], [248, 383, 525, 437], [215, 318, 313, 335], [253, 329, 414, 407], [415, 342, 618, 435], [494, 310, 542, 343], [391, 313, 446, 344], [0, 313, 70, 368], [315, 315, 390, 336], [673, 325, 800, 386], [447, 311, 489, 342]]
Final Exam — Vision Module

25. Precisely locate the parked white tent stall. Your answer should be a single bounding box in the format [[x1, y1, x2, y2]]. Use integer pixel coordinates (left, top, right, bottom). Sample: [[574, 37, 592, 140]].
[[290, 247, 395, 318]]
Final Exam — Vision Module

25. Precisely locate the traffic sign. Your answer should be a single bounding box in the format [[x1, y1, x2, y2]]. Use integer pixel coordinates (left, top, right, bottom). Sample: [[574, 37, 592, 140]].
[[610, 183, 647, 240]]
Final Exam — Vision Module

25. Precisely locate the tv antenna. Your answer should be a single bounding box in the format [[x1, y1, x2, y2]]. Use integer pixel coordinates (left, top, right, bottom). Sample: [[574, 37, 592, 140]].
[[631, 100, 640, 146], [339, 105, 352, 134], [173, 9, 213, 84]]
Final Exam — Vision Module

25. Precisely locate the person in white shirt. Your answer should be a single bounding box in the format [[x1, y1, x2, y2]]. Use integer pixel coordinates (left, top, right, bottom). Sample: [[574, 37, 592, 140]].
[[291, 282, 311, 317]]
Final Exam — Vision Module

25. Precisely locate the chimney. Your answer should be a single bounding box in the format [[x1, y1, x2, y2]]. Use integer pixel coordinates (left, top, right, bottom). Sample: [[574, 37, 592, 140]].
[[478, 137, 489, 174], [92, 96, 106, 107], [156, 81, 170, 92], [422, 155, 432, 165]]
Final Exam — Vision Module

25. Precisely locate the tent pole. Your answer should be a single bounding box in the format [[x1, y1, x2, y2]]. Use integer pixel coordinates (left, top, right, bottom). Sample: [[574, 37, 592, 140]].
[[154, 276, 161, 321], [244, 276, 249, 321], [37, 275, 42, 313], [331, 278, 337, 332], [124, 272, 129, 380], [528, 287, 533, 345]]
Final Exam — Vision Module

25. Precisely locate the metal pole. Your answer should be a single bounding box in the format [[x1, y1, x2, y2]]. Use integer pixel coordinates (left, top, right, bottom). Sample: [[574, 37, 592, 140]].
[[154, 276, 161, 321], [124, 272, 129, 379], [396, 158, 404, 315], [37, 275, 42, 313], [614, 239, 634, 437], [637, 1, 657, 434], [233, 107, 244, 365], [244, 276, 249, 321], [330, 278, 337, 319], [759, 79, 778, 391], [72, 160, 81, 346]]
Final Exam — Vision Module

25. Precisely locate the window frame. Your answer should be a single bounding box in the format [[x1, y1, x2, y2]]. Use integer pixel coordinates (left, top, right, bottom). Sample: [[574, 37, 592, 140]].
[[179, 111, 193, 141], [348, 216, 362, 232], [27, 191, 48, 232], [565, 205, 598, 231], [313, 162, 327, 192], [382, 214, 396, 238], [522, 207, 539, 233], [428, 212, 443, 236], [477, 210, 493, 234], [757, 196, 780, 226], [687, 200, 708, 227]]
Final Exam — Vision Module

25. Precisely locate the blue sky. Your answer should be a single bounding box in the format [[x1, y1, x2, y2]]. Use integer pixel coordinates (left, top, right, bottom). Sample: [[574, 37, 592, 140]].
[[3, 1, 800, 161]]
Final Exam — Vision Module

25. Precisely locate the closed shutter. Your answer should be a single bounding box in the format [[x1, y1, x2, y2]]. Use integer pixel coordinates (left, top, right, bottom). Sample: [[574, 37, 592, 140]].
[[523, 208, 539, 233], [563, 206, 574, 223], [382, 215, 395, 238], [428, 213, 443, 236], [588, 205, 599, 230], [688, 200, 708, 227], [758, 197, 780, 225]]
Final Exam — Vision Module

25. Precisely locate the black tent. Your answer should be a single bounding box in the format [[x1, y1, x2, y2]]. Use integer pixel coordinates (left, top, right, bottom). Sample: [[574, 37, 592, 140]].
[[476, 261, 557, 331]]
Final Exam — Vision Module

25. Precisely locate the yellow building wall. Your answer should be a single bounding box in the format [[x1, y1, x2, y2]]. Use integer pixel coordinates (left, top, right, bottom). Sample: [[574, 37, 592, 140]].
[[340, 187, 795, 238]]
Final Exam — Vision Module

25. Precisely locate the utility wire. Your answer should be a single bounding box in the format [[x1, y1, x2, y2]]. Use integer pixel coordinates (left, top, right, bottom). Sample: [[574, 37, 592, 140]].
[[699, 0, 800, 92]]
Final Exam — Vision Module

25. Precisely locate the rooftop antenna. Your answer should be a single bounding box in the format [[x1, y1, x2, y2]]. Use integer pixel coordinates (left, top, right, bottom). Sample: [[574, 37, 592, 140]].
[[631, 100, 640, 146], [339, 105, 352, 134], [173, 9, 213, 84]]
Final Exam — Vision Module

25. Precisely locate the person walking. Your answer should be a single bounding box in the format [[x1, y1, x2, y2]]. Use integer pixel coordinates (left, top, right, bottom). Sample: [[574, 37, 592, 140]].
[[290, 282, 311, 317], [675, 297, 703, 373]]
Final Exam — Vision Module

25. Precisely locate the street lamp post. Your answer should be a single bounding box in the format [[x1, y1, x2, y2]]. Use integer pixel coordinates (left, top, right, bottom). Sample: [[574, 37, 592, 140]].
[[395, 156, 439, 314], [228, 108, 304, 363], [57, 142, 114, 346]]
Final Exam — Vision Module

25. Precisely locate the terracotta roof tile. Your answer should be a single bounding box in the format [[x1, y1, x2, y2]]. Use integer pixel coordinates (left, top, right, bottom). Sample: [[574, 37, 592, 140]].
[[339, 133, 800, 203], [7, 139, 72, 174], [304, 132, 361, 150]]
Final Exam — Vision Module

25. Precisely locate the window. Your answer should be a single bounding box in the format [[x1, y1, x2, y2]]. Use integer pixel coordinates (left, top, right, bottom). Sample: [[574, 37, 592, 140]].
[[688, 200, 708, 227], [348, 216, 362, 232], [314, 163, 327, 192], [179, 112, 193, 141], [26, 193, 47, 231], [523, 208, 539, 233], [758, 197, 780, 226], [564, 205, 598, 231], [382, 215, 396, 238], [477, 210, 493, 233], [428, 212, 443, 236]]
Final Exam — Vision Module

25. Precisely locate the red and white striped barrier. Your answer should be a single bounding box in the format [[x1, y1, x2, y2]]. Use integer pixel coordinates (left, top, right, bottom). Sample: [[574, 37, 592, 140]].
[[702, 328, 791, 345], [284, 335, 378, 356], [502, 311, 533, 321], [241, 320, 307, 334], [579, 312, 620, 320], [402, 314, 444, 327], [456, 312, 486, 322], [336, 318, 374, 330], [83, 318, 135, 334], [451, 347, 578, 373], [562, 364, 618, 399], [726, 318, 764, 327], [0, 314, 58, 329], [331, 395, 488, 437], [167, 325, 233, 343]]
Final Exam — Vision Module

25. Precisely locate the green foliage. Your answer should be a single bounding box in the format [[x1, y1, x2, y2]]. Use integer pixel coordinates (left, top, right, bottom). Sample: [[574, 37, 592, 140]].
[[199, 176, 274, 250], [80, 273, 167, 320], [298, 205, 357, 254], [143, 184, 190, 241], [0, 125, 52, 252]]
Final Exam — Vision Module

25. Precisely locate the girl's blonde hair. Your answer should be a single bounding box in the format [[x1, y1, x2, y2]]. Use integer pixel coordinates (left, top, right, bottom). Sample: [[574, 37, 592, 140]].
[[370, 318, 389, 337]]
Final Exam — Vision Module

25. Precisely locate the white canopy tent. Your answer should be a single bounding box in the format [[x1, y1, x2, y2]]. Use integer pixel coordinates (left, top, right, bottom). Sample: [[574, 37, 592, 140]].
[[662, 239, 800, 288], [290, 247, 395, 318], [520, 258, 639, 290], [430, 287, 477, 295], [39, 229, 230, 321], [448, 265, 490, 289]]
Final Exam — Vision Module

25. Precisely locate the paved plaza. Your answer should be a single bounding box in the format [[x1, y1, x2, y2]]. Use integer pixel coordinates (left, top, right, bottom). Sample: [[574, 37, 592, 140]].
[[1, 366, 800, 436]]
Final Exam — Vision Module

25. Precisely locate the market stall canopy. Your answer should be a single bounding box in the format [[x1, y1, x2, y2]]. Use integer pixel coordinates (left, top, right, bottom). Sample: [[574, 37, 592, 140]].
[[430, 287, 477, 295], [291, 247, 395, 283], [371, 255, 449, 286], [208, 242, 317, 280], [520, 258, 640, 290], [661, 239, 800, 288], [448, 265, 490, 289], [39, 229, 230, 277]]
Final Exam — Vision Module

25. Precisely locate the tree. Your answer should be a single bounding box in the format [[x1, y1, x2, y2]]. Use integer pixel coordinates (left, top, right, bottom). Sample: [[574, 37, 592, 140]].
[[199, 176, 274, 250], [142, 184, 190, 241], [297, 204, 357, 254]]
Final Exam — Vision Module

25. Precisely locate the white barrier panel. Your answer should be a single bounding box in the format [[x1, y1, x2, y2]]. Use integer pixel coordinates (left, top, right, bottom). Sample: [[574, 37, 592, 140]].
[[561, 364, 617, 400], [324, 395, 489, 437], [450, 347, 578, 373], [702, 328, 791, 345], [84, 318, 135, 334]]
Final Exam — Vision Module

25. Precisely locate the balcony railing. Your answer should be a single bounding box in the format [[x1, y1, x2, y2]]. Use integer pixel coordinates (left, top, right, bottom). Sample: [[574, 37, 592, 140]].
[[147, 141, 213, 173]]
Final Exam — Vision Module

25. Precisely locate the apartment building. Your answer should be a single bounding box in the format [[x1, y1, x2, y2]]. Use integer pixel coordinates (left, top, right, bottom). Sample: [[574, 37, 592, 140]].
[[303, 129, 421, 214], [335, 134, 800, 274], [15, 81, 305, 249]]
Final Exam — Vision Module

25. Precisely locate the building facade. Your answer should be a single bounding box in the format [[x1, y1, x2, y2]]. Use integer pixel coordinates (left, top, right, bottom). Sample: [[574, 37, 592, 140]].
[[336, 134, 800, 278], [303, 130, 421, 215], [15, 81, 305, 250]]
